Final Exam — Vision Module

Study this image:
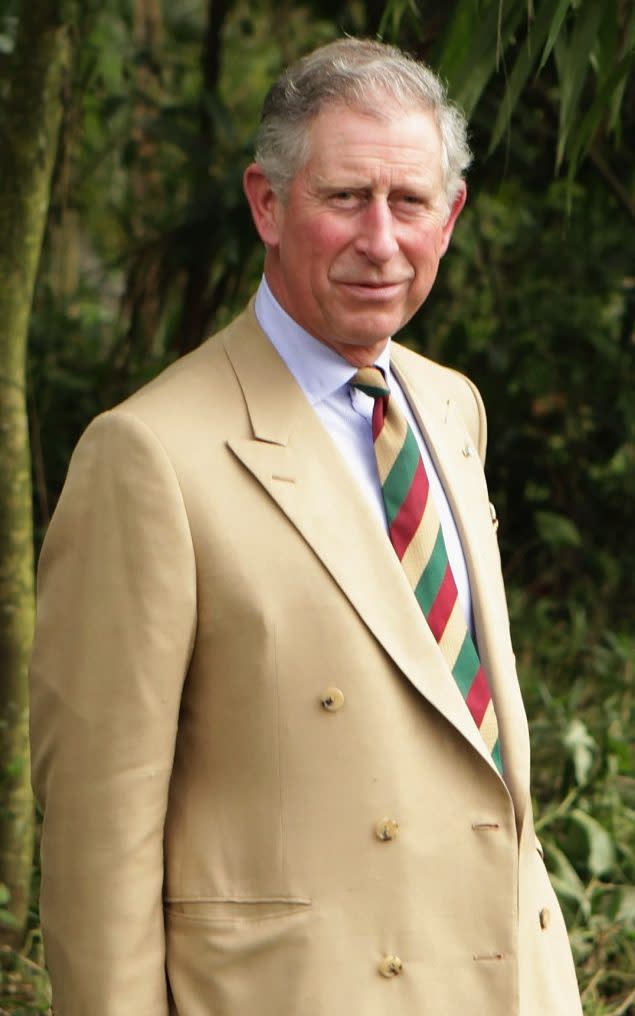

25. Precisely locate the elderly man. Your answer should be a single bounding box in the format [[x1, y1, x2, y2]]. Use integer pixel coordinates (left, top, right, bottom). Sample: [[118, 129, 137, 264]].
[[30, 38, 582, 1016]]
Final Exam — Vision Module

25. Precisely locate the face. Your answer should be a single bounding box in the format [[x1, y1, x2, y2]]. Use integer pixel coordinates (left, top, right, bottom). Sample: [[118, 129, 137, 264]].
[[244, 102, 466, 366]]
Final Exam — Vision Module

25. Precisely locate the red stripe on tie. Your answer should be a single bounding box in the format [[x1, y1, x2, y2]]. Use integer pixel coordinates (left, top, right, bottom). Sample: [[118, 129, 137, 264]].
[[425, 565, 457, 642], [466, 666, 491, 727], [389, 459, 428, 559], [372, 398, 387, 441]]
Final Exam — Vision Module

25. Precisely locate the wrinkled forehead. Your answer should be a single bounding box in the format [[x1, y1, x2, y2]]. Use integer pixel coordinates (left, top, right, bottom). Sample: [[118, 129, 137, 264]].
[[303, 95, 443, 161], [302, 98, 444, 170]]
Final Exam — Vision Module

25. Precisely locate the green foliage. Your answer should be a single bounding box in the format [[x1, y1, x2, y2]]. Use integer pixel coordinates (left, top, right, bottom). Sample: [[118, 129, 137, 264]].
[[509, 593, 635, 1013], [0, 884, 20, 930], [0, 933, 50, 1014]]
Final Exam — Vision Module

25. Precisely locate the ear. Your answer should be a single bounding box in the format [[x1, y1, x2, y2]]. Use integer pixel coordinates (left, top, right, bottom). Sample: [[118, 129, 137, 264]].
[[243, 163, 283, 247], [439, 182, 467, 256]]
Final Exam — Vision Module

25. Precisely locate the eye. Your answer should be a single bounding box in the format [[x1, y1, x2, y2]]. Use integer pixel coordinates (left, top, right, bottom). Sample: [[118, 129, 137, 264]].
[[329, 190, 363, 208], [391, 193, 432, 219], [399, 193, 426, 207]]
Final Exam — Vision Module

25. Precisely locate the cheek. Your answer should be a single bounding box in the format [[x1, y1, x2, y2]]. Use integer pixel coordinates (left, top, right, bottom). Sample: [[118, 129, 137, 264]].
[[280, 219, 340, 268], [408, 233, 443, 272], [310, 218, 355, 261]]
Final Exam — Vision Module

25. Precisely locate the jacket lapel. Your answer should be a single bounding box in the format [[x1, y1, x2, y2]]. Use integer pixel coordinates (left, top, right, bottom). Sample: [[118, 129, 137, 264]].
[[222, 308, 505, 778]]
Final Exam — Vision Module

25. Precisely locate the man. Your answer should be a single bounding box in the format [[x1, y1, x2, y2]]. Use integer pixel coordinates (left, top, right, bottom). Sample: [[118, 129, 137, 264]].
[[30, 38, 582, 1016]]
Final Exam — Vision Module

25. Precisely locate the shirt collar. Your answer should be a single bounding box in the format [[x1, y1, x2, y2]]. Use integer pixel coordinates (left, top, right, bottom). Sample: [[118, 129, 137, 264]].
[[254, 276, 392, 406]]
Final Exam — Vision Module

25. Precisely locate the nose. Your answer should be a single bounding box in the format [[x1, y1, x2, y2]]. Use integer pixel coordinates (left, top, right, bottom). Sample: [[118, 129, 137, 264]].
[[355, 199, 399, 263]]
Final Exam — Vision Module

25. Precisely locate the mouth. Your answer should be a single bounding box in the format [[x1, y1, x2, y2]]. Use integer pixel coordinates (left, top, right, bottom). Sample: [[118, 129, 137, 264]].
[[335, 280, 409, 299]]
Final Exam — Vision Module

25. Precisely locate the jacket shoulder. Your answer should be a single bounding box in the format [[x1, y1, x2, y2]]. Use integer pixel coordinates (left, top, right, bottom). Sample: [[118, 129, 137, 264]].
[[93, 304, 261, 451], [122, 306, 254, 412]]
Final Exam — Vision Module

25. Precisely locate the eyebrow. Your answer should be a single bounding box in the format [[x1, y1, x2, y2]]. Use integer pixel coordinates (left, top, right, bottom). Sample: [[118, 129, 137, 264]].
[[313, 176, 430, 194]]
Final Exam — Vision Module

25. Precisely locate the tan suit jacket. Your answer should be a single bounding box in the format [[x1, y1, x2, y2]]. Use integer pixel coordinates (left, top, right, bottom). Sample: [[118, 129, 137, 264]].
[[30, 303, 582, 1015]]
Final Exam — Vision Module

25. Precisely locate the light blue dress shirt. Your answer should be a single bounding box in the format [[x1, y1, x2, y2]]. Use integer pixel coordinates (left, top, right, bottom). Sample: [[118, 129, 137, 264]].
[[254, 277, 474, 631]]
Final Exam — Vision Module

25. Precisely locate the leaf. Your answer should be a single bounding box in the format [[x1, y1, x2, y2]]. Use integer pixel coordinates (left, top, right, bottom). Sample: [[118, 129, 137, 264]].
[[563, 718, 597, 786], [0, 907, 20, 929], [489, 0, 561, 154], [436, 0, 528, 115], [0, 883, 19, 930], [610, 0, 635, 130], [377, 0, 419, 39], [616, 887, 635, 924], [538, 0, 572, 71], [566, 52, 635, 178], [556, 0, 606, 168], [570, 809, 616, 876], [543, 840, 591, 916], [535, 510, 582, 548]]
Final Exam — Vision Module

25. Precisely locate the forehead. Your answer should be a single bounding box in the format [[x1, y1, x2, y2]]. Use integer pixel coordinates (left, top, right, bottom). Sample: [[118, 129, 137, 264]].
[[302, 101, 445, 187]]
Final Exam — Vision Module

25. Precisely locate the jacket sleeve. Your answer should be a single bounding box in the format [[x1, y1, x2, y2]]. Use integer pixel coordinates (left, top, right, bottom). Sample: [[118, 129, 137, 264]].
[[30, 409, 197, 1015]]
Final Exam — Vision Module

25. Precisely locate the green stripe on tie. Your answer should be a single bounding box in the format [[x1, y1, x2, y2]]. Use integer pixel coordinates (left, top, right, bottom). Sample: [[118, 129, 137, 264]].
[[414, 529, 447, 615], [382, 428, 420, 525]]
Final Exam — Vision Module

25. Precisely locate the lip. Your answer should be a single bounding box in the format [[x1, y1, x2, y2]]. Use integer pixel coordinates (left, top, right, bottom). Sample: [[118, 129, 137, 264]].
[[335, 281, 408, 300]]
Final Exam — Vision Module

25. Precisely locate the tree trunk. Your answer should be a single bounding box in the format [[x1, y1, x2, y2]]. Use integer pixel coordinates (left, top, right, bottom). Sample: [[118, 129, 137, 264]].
[[0, 0, 76, 947]]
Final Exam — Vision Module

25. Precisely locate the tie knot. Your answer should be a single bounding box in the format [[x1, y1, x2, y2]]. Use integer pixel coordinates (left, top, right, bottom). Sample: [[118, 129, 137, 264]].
[[351, 366, 390, 401]]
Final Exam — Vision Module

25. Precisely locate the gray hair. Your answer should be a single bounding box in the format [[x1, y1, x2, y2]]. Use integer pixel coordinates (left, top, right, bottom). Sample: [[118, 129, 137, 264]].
[[255, 38, 472, 209]]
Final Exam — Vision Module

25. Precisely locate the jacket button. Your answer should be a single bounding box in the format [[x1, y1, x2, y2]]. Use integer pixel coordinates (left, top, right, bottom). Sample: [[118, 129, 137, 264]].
[[320, 687, 344, 711], [539, 907, 551, 930], [375, 818, 399, 842], [379, 955, 403, 978]]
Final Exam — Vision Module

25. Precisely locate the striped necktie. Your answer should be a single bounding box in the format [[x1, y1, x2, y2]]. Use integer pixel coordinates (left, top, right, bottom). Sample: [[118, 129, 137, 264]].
[[351, 366, 502, 774]]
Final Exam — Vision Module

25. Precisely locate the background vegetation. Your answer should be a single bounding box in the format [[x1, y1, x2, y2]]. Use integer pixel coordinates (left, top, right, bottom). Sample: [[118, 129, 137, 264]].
[[0, 0, 633, 1012]]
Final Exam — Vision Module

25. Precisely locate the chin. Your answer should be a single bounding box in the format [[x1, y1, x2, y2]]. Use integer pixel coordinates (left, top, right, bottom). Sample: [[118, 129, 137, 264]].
[[345, 320, 404, 346]]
